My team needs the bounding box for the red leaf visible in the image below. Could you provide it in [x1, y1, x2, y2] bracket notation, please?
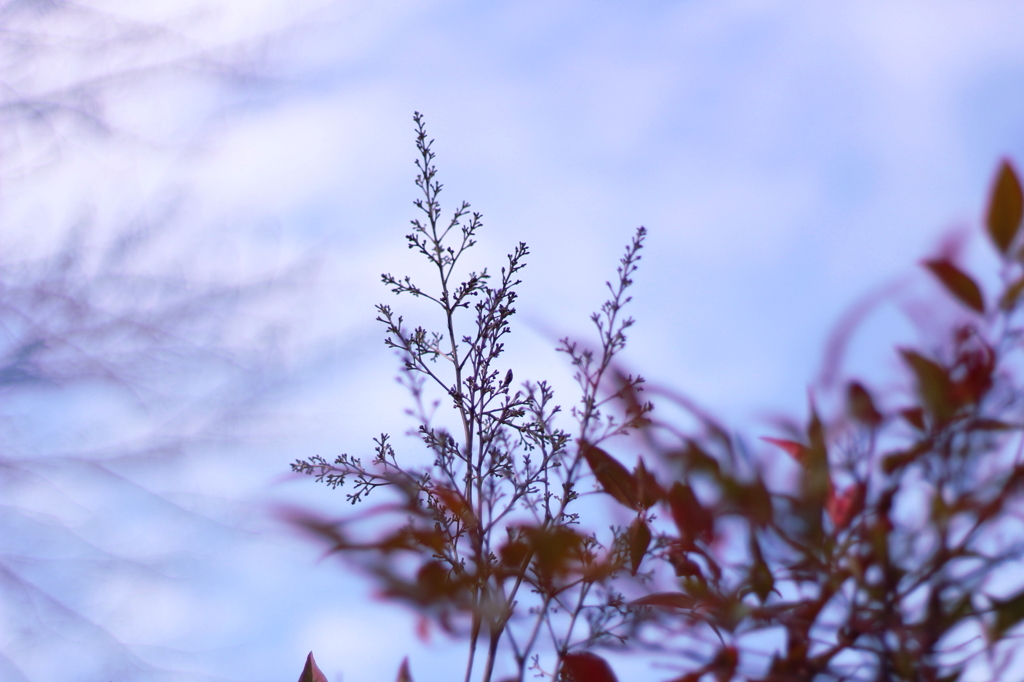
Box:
[923, 259, 985, 313]
[634, 457, 665, 509]
[298, 652, 329, 682]
[667, 549, 703, 578]
[416, 561, 451, 597]
[987, 159, 1023, 256]
[499, 538, 530, 570]
[415, 615, 431, 643]
[846, 381, 882, 427]
[712, 645, 739, 678]
[627, 517, 652, 576]
[522, 525, 585, 577]
[826, 483, 865, 530]
[667, 481, 713, 544]
[431, 485, 477, 527]
[581, 442, 638, 509]
[760, 437, 808, 464]
[396, 657, 413, 682]
[630, 592, 696, 609]
[900, 407, 926, 431]
[560, 652, 619, 682]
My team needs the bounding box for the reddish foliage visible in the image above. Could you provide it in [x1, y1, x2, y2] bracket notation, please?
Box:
[560, 652, 619, 682]
[291, 125, 1024, 682]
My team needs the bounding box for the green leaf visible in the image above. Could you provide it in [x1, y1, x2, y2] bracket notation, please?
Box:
[581, 442, 638, 509]
[881, 441, 930, 474]
[738, 479, 773, 527]
[941, 592, 974, 631]
[987, 159, 1024, 256]
[627, 517, 651, 576]
[923, 259, 985, 313]
[298, 652, 329, 682]
[999, 275, 1024, 310]
[749, 536, 775, 603]
[992, 591, 1024, 639]
[804, 403, 830, 500]
[900, 349, 955, 421]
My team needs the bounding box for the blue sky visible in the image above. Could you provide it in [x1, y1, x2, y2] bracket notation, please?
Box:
[5, 2, 1024, 681]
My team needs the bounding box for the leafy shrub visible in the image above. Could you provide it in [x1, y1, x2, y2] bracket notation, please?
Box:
[291, 115, 1024, 682]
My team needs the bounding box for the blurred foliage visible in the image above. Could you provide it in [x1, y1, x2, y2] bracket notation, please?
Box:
[294, 116, 1024, 682]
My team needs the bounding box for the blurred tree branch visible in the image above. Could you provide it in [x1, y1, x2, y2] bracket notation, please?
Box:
[0, 1, 323, 680]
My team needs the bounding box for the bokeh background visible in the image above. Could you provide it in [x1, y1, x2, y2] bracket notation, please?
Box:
[3, 1, 1024, 681]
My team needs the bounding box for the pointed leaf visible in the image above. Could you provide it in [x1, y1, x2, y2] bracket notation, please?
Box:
[627, 517, 651, 575]
[923, 259, 985, 313]
[987, 159, 1023, 255]
[561, 652, 619, 682]
[802, 402, 831, 507]
[900, 349, 955, 421]
[634, 457, 665, 509]
[749, 536, 775, 603]
[847, 381, 883, 427]
[826, 483, 865, 530]
[668, 481, 712, 544]
[992, 591, 1024, 639]
[733, 478, 773, 527]
[630, 592, 696, 609]
[968, 418, 1015, 431]
[396, 657, 413, 682]
[760, 437, 808, 464]
[1000, 275, 1024, 310]
[298, 652, 329, 682]
[900, 407, 926, 431]
[581, 443, 638, 509]
[678, 440, 722, 476]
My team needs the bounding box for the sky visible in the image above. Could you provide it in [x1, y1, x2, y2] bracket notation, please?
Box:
[4, 1, 1024, 681]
